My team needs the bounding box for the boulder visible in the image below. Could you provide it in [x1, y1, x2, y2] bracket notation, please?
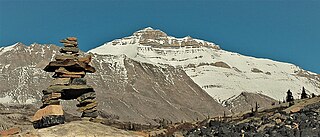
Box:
[41, 99, 60, 108]
[78, 98, 96, 104]
[78, 55, 92, 64]
[0, 127, 21, 136]
[82, 110, 98, 118]
[42, 92, 62, 102]
[64, 43, 77, 47]
[60, 39, 78, 45]
[83, 107, 97, 113]
[77, 92, 96, 101]
[55, 55, 77, 61]
[257, 124, 274, 132]
[77, 100, 97, 108]
[46, 85, 93, 93]
[59, 47, 79, 53]
[33, 115, 65, 129]
[71, 78, 87, 85]
[251, 68, 263, 73]
[275, 119, 282, 125]
[46, 85, 94, 99]
[66, 37, 77, 41]
[44, 59, 96, 73]
[270, 113, 287, 120]
[290, 106, 302, 113]
[43, 87, 88, 98]
[51, 78, 71, 85]
[59, 74, 83, 78]
[55, 67, 86, 75]
[31, 105, 64, 122]
[59, 39, 69, 43]
[77, 102, 98, 112]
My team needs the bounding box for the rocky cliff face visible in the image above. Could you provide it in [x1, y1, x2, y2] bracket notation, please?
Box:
[0, 43, 58, 104]
[107, 27, 220, 50]
[0, 43, 227, 124]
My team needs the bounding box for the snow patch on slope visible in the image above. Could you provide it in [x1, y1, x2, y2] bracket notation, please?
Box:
[90, 43, 139, 58]
[0, 95, 13, 103]
[0, 43, 18, 56]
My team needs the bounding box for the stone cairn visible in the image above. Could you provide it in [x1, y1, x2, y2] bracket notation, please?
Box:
[31, 37, 98, 128]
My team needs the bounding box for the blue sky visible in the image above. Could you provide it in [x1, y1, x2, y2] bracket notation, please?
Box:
[0, 0, 319, 73]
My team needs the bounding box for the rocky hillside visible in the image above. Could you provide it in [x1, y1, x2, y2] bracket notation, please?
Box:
[0, 104, 144, 137]
[1, 96, 319, 137]
[0, 43, 58, 104]
[0, 103, 37, 131]
[185, 96, 320, 137]
[17, 121, 144, 137]
[0, 43, 227, 125]
[134, 96, 319, 136]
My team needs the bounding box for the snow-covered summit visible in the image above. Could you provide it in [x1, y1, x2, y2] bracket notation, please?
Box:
[0, 42, 58, 55]
[89, 28, 320, 103]
[89, 27, 220, 56]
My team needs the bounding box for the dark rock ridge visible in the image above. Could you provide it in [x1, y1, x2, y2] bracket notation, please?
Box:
[112, 27, 220, 49]
[185, 97, 320, 137]
[0, 43, 228, 125]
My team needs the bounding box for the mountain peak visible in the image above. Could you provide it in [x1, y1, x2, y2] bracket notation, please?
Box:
[133, 27, 168, 38]
[0, 42, 24, 56]
[142, 27, 155, 30]
[97, 27, 221, 50]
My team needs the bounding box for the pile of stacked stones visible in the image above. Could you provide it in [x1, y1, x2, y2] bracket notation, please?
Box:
[32, 37, 98, 128]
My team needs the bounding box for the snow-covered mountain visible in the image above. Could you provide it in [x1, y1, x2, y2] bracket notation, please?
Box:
[89, 27, 320, 104]
[0, 42, 227, 124]
[0, 27, 319, 118]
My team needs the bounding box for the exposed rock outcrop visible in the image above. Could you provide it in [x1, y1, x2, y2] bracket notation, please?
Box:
[185, 97, 320, 137]
[18, 121, 144, 137]
[212, 61, 231, 69]
[113, 27, 220, 49]
[251, 68, 263, 73]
